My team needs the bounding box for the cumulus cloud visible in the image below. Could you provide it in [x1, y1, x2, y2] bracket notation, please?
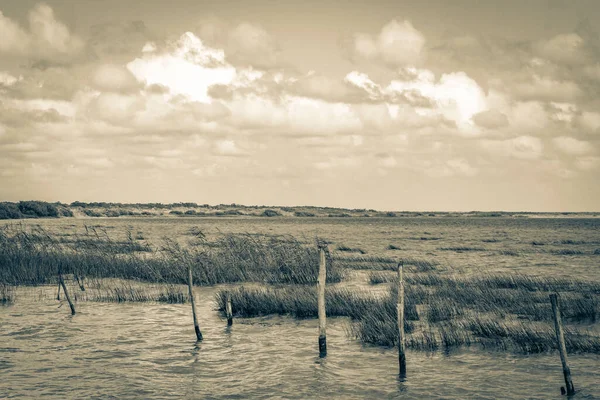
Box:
[552, 136, 594, 155]
[351, 19, 425, 67]
[0, 4, 83, 59]
[127, 32, 236, 103]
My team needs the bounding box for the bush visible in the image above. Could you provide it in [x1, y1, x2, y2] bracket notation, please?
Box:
[0, 201, 63, 219]
[261, 209, 281, 217]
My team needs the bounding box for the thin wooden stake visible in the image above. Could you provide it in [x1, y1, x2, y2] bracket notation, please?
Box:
[226, 292, 233, 326]
[56, 280, 61, 300]
[75, 274, 85, 291]
[397, 262, 406, 377]
[188, 265, 203, 341]
[317, 245, 327, 357]
[59, 273, 76, 315]
[550, 293, 575, 396]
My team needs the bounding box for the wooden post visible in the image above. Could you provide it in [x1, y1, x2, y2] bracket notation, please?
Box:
[56, 280, 61, 300]
[187, 265, 203, 341]
[226, 292, 233, 326]
[75, 274, 85, 291]
[317, 245, 327, 357]
[59, 273, 76, 315]
[550, 293, 575, 396]
[397, 262, 406, 377]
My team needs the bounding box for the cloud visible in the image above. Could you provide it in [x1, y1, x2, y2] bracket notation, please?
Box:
[0, 4, 83, 59]
[0, 71, 22, 86]
[88, 20, 154, 62]
[552, 136, 594, 155]
[481, 136, 544, 160]
[472, 109, 509, 129]
[514, 75, 582, 102]
[574, 156, 600, 171]
[576, 111, 600, 133]
[127, 32, 236, 102]
[425, 158, 478, 177]
[227, 23, 280, 68]
[92, 64, 141, 93]
[351, 19, 425, 67]
[535, 33, 590, 65]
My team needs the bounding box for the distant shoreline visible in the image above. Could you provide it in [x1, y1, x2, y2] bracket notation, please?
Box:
[1, 200, 599, 220]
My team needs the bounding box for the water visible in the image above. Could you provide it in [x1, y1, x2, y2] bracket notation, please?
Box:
[1, 285, 599, 399]
[1, 217, 600, 398]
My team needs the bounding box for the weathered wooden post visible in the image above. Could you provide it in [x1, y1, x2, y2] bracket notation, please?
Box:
[550, 293, 575, 396]
[397, 262, 406, 377]
[59, 273, 76, 315]
[317, 244, 327, 357]
[56, 280, 61, 300]
[75, 274, 85, 291]
[187, 265, 203, 341]
[226, 292, 233, 326]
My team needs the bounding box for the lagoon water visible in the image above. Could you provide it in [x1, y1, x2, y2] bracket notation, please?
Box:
[1, 216, 600, 398]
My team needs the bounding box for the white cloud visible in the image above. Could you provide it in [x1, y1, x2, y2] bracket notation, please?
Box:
[127, 32, 236, 102]
[352, 19, 425, 67]
[552, 136, 594, 156]
[386, 69, 487, 132]
[0, 71, 22, 86]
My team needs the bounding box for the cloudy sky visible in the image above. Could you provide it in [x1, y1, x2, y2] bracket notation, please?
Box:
[0, 0, 599, 211]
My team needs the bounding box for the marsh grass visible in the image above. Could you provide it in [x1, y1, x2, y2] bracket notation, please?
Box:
[222, 272, 600, 354]
[336, 245, 367, 254]
[551, 249, 585, 255]
[0, 225, 342, 286]
[79, 281, 188, 304]
[438, 246, 487, 252]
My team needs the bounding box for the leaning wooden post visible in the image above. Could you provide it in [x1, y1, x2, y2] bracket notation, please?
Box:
[550, 293, 575, 396]
[397, 262, 406, 377]
[187, 265, 203, 341]
[226, 292, 233, 326]
[58, 273, 76, 315]
[56, 280, 61, 300]
[317, 244, 327, 357]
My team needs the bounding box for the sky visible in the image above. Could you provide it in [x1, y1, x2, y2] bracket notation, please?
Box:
[0, 0, 599, 211]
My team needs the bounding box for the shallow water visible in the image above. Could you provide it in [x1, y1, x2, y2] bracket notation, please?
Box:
[1, 285, 599, 399]
[2, 216, 600, 398]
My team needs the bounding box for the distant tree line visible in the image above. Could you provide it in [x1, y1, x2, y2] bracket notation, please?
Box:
[0, 201, 73, 220]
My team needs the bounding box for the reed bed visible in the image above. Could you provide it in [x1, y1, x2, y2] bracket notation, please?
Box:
[216, 273, 600, 354]
[79, 282, 188, 304]
[0, 225, 342, 286]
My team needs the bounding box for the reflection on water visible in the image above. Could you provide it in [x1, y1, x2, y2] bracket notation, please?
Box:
[1, 285, 599, 399]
